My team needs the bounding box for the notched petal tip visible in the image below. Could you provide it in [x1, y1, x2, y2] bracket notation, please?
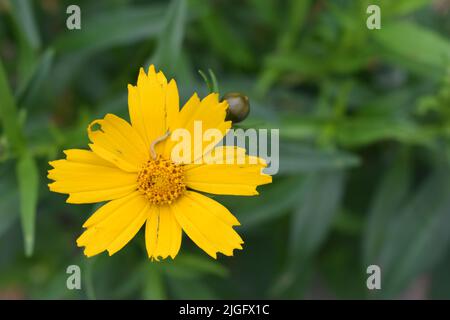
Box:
[84, 249, 96, 258]
[230, 243, 244, 255]
[261, 173, 273, 184]
[149, 255, 161, 262]
[219, 100, 229, 110]
[48, 160, 58, 168]
[86, 119, 105, 142]
[205, 91, 219, 100]
[257, 157, 268, 167]
[76, 238, 85, 248]
[66, 195, 86, 204]
[215, 245, 243, 258]
[209, 252, 218, 259]
[47, 169, 54, 179]
[148, 64, 156, 74]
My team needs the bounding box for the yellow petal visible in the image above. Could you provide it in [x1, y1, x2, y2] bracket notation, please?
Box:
[145, 205, 182, 260]
[87, 113, 149, 172]
[163, 92, 231, 162]
[77, 192, 148, 257]
[128, 65, 179, 148]
[183, 146, 247, 171]
[172, 191, 243, 259]
[182, 191, 240, 226]
[82, 192, 134, 228]
[65, 186, 137, 204]
[63, 149, 116, 167]
[48, 150, 138, 204]
[184, 148, 272, 195]
[156, 70, 168, 86]
[165, 79, 179, 134]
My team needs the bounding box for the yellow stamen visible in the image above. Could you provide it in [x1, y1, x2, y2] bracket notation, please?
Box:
[137, 156, 186, 205]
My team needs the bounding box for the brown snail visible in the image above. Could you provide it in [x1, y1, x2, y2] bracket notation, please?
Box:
[223, 92, 250, 123]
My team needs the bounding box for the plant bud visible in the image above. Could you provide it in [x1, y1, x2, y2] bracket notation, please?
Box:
[223, 92, 250, 123]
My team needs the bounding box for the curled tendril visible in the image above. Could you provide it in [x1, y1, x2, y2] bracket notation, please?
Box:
[150, 130, 171, 160]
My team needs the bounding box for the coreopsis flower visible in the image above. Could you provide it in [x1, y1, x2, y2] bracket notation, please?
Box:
[48, 65, 271, 260]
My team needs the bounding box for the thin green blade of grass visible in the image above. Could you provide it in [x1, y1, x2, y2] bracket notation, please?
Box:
[0, 60, 38, 257]
[148, 0, 187, 76]
[9, 0, 41, 50]
[16, 153, 39, 257]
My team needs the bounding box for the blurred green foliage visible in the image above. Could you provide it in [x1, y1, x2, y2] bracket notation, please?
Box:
[0, 0, 450, 299]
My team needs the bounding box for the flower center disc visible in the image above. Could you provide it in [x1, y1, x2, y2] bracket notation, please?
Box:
[137, 157, 186, 205]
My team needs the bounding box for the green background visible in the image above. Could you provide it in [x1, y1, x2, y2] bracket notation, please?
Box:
[1, 0, 450, 299]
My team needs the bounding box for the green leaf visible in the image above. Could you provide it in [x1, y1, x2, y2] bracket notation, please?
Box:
[0, 60, 26, 155]
[430, 251, 450, 299]
[16, 153, 39, 257]
[279, 143, 360, 174]
[54, 5, 166, 55]
[280, 114, 428, 147]
[319, 237, 367, 299]
[142, 264, 166, 299]
[221, 176, 304, 229]
[149, 0, 187, 76]
[51, 5, 166, 94]
[9, 0, 40, 83]
[164, 253, 228, 279]
[0, 163, 19, 238]
[373, 22, 450, 76]
[336, 116, 426, 147]
[198, 1, 254, 69]
[289, 171, 345, 260]
[9, 0, 41, 50]
[208, 69, 219, 94]
[168, 277, 217, 299]
[0, 60, 38, 257]
[256, 0, 312, 96]
[198, 69, 220, 94]
[84, 258, 97, 300]
[376, 167, 450, 298]
[274, 171, 345, 295]
[263, 51, 369, 79]
[363, 150, 411, 265]
[375, 0, 431, 17]
[16, 49, 54, 109]
[279, 116, 323, 140]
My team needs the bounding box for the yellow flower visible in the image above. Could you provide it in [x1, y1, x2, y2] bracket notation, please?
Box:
[48, 65, 272, 260]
